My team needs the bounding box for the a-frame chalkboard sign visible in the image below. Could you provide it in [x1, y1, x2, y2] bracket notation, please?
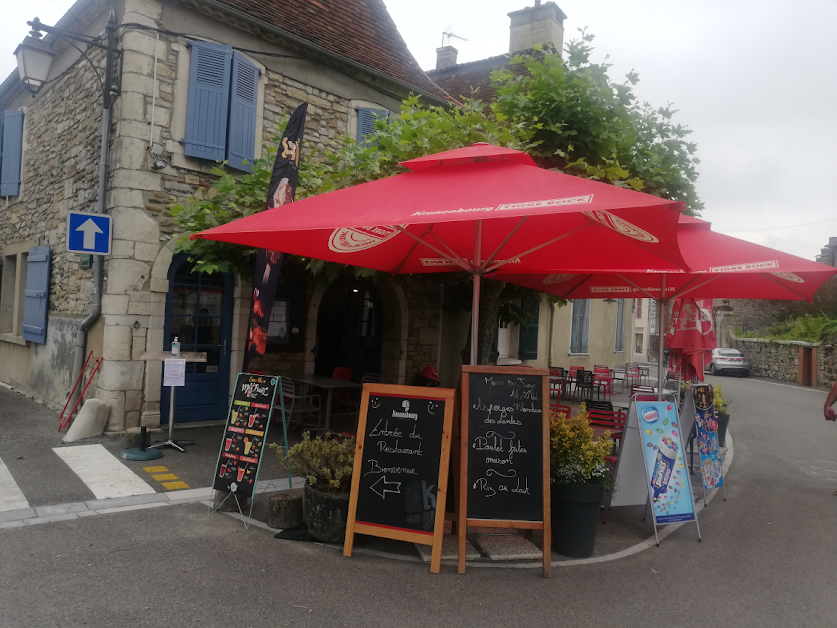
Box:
[344, 384, 456, 574]
[458, 366, 551, 578]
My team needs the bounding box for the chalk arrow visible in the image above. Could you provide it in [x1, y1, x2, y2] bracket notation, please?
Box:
[369, 475, 401, 498]
[76, 218, 103, 250]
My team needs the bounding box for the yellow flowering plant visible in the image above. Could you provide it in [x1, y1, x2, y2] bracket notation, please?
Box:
[714, 383, 730, 416]
[270, 432, 355, 494]
[550, 403, 613, 487]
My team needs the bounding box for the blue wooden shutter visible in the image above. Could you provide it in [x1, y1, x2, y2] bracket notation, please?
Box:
[184, 41, 232, 162]
[518, 298, 540, 360]
[226, 52, 259, 172]
[0, 110, 24, 196]
[356, 107, 388, 145]
[22, 246, 51, 344]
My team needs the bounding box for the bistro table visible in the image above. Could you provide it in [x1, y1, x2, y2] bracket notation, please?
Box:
[282, 372, 361, 433]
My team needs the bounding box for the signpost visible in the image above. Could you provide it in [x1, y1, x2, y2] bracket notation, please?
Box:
[457, 366, 551, 578]
[344, 384, 455, 574]
[210, 373, 279, 527]
[66, 211, 112, 255]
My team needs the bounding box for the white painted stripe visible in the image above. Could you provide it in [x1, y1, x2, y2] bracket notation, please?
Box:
[53, 445, 156, 500]
[0, 456, 29, 512]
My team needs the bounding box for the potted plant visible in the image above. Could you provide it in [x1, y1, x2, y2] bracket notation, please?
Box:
[714, 384, 731, 447]
[271, 432, 355, 543]
[549, 404, 613, 558]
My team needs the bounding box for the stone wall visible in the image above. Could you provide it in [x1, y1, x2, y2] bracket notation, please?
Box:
[402, 277, 443, 383]
[727, 299, 788, 334]
[731, 337, 802, 382]
[820, 334, 836, 385]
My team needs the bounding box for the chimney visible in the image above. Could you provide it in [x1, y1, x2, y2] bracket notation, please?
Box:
[435, 45, 458, 70]
[508, 2, 567, 54]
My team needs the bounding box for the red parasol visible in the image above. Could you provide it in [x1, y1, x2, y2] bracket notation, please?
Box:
[192, 144, 689, 363]
[665, 298, 717, 382]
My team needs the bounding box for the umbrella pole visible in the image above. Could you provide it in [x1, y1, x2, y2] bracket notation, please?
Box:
[470, 221, 483, 366]
[657, 276, 667, 401]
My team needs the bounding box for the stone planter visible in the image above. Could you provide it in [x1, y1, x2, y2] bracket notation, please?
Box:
[551, 482, 604, 558]
[716, 412, 730, 448]
[304, 482, 349, 543]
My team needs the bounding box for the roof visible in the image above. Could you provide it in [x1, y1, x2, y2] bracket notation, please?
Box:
[426, 53, 522, 103]
[206, 0, 454, 103]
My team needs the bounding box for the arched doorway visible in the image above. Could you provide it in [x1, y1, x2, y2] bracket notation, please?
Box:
[315, 279, 382, 381]
[161, 253, 234, 422]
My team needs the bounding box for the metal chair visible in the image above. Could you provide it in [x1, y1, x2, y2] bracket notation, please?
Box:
[573, 370, 596, 402]
[278, 377, 322, 431]
[548, 367, 565, 401]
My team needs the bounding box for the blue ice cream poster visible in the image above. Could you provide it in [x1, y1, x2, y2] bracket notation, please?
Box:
[637, 402, 696, 524]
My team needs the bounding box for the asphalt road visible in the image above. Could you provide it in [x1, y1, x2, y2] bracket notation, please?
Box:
[1, 375, 836, 627]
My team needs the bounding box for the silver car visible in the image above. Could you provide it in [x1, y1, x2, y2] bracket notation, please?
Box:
[707, 348, 750, 377]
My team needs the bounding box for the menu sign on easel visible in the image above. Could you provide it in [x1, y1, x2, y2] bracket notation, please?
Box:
[458, 366, 551, 578]
[344, 384, 455, 574]
[212, 373, 278, 499]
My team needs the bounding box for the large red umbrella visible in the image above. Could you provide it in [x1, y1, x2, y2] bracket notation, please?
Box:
[665, 298, 717, 382]
[192, 144, 689, 363]
[492, 214, 837, 388]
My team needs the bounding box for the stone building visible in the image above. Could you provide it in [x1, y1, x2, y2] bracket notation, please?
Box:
[0, 0, 454, 430]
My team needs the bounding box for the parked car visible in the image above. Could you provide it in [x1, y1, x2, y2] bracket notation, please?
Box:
[706, 348, 750, 377]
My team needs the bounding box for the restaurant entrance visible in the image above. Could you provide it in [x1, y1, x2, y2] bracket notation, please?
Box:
[315, 279, 382, 382]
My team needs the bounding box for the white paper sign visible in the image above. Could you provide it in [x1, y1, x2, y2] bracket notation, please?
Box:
[164, 359, 186, 387]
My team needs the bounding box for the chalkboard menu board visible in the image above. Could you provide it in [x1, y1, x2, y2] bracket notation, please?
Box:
[458, 366, 551, 578]
[344, 384, 455, 575]
[212, 373, 278, 499]
[466, 371, 545, 521]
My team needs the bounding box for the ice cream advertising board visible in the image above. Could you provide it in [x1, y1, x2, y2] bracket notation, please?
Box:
[212, 373, 278, 499]
[688, 386, 724, 491]
[344, 384, 455, 574]
[637, 401, 696, 524]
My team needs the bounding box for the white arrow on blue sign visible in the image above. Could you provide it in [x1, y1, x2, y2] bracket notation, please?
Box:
[66, 211, 112, 256]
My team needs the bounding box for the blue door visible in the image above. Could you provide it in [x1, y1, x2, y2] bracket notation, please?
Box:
[161, 254, 234, 422]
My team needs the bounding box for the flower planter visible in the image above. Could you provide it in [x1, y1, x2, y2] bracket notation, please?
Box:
[551, 482, 604, 558]
[304, 482, 349, 543]
[716, 412, 730, 448]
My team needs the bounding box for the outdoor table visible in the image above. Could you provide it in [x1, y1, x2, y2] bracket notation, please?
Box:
[282, 372, 361, 433]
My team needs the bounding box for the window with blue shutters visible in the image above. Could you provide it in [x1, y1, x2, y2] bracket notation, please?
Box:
[518, 297, 540, 360]
[183, 42, 260, 172]
[0, 110, 24, 197]
[22, 246, 51, 344]
[570, 299, 591, 354]
[614, 298, 625, 352]
[356, 107, 391, 146]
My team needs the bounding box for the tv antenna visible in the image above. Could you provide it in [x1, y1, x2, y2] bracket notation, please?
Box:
[441, 25, 469, 47]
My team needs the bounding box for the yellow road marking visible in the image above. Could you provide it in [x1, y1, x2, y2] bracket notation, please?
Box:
[143, 466, 168, 473]
[151, 473, 178, 481]
[161, 481, 190, 490]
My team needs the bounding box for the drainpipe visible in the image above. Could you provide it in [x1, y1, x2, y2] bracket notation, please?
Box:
[68, 9, 117, 410]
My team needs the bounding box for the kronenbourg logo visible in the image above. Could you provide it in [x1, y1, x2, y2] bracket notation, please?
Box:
[709, 260, 778, 273]
[582, 210, 659, 243]
[543, 274, 576, 285]
[771, 271, 805, 283]
[328, 225, 403, 253]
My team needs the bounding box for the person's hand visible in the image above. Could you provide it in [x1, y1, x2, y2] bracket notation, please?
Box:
[825, 407, 837, 421]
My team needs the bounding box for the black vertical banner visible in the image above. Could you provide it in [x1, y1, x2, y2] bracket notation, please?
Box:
[243, 103, 308, 372]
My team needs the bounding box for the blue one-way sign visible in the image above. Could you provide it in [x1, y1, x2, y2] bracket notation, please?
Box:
[66, 211, 112, 256]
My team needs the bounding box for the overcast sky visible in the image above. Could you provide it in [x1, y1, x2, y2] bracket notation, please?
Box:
[2, 1, 835, 260]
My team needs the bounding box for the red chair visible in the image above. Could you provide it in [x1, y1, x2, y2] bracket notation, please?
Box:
[548, 367, 564, 401]
[593, 366, 614, 401]
[550, 403, 572, 420]
[624, 363, 643, 392]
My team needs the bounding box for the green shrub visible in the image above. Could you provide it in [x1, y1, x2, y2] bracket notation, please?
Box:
[270, 432, 355, 494]
[549, 403, 613, 487]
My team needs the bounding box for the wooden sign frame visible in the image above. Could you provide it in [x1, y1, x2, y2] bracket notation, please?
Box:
[344, 384, 456, 574]
[458, 366, 551, 578]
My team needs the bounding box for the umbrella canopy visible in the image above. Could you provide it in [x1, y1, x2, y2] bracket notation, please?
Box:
[665, 298, 717, 382]
[192, 144, 690, 364]
[491, 215, 837, 302]
[192, 144, 688, 275]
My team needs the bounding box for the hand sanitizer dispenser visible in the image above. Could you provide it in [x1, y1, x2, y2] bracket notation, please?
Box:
[171, 336, 180, 356]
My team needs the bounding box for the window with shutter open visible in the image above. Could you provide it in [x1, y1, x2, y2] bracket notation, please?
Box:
[570, 299, 590, 354]
[226, 52, 259, 172]
[518, 298, 540, 360]
[0, 110, 24, 197]
[615, 298, 625, 352]
[184, 41, 233, 163]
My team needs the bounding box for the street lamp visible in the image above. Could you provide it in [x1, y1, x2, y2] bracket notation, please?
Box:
[15, 10, 121, 413]
[14, 36, 56, 95]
